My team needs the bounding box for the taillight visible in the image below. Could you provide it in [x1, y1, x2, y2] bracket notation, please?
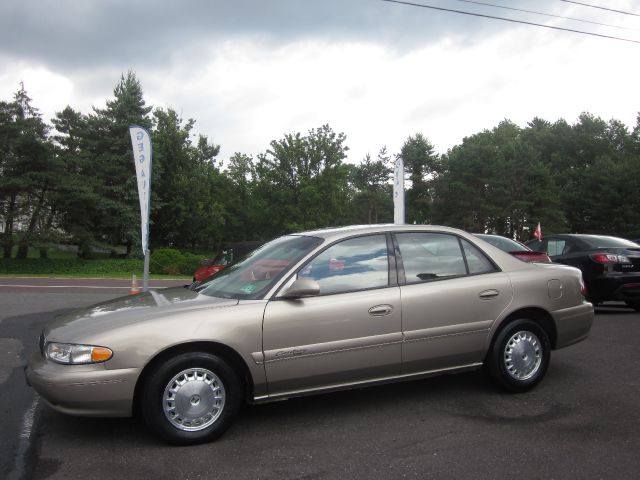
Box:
[579, 278, 587, 298]
[590, 253, 631, 264]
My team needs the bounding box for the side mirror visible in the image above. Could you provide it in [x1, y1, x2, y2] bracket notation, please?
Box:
[282, 278, 320, 298]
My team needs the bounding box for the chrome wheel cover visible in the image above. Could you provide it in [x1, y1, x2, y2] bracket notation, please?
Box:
[163, 368, 226, 431]
[503, 330, 542, 381]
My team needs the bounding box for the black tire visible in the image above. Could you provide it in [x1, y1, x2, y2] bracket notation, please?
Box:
[140, 352, 243, 445]
[486, 319, 551, 393]
[625, 301, 640, 312]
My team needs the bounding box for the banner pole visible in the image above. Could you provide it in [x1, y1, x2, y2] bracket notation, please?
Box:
[393, 157, 405, 225]
[143, 249, 150, 292]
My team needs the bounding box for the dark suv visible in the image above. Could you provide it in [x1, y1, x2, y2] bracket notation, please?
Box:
[527, 234, 640, 310]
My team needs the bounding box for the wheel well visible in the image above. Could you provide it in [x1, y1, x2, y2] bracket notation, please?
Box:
[496, 307, 558, 349]
[132, 341, 254, 417]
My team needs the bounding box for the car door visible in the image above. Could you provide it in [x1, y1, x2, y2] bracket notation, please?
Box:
[395, 232, 513, 373]
[262, 234, 402, 396]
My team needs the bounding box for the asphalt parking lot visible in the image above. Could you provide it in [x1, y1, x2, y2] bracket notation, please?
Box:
[2, 280, 639, 480]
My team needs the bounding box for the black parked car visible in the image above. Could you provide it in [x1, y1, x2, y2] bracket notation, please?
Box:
[527, 234, 640, 310]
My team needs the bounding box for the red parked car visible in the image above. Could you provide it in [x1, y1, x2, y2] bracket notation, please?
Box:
[474, 234, 552, 263]
[192, 241, 265, 285]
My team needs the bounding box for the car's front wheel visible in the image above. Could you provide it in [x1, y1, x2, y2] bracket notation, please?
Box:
[486, 319, 551, 393]
[140, 352, 243, 445]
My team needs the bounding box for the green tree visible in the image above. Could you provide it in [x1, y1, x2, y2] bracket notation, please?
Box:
[571, 154, 640, 236]
[151, 107, 223, 249]
[351, 147, 393, 224]
[254, 124, 351, 236]
[151, 108, 197, 248]
[83, 71, 152, 256]
[50, 106, 103, 258]
[400, 133, 439, 224]
[0, 97, 21, 257]
[0, 84, 54, 258]
[432, 121, 563, 240]
[630, 113, 640, 154]
[222, 152, 263, 242]
[561, 114, 640, 235]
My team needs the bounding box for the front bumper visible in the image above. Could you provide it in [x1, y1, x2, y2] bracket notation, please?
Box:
[25, 352, 139, 417]
[551, 301, 594, 349]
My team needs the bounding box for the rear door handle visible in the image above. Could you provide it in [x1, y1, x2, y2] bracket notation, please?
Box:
[368, 304, 394, 316]
[479, 289, 499, 300]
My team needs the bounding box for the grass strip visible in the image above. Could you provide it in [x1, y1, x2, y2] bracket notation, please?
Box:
[0, 258, 189, 279]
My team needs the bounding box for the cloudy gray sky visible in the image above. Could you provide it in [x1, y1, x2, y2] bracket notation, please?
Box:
[2, 0, 639, 164]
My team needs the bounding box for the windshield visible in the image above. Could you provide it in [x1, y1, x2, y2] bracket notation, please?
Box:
[475, 234, 529, 252]
[198, 235, 323, 299]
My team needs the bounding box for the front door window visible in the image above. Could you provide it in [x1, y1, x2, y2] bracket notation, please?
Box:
[298, 235, 389, 295]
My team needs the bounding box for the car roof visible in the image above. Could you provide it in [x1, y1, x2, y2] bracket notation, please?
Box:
[534, 234, 640, 249]
[289, 224, 534, 271]
[544, 234, 621, 239]
[293, 224, 471, 242]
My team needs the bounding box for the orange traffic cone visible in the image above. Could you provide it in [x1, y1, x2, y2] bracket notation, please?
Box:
[130, 274, 140, 295]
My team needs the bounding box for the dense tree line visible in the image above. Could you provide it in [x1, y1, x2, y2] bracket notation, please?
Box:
[1, 72, 639, 258]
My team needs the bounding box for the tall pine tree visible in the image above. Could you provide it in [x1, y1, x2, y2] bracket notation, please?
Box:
[84, 71, 152, 256]
[0, 83, 53, 258]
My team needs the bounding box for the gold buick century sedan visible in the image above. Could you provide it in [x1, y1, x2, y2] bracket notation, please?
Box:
[26, 225, 594, 445]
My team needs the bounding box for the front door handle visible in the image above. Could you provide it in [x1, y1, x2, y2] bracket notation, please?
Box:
[479, 289, 499, 300]
[368, 304, 394, 316]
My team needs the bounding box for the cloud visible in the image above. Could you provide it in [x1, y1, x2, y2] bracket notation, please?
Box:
[0, 0, 534, 70]
[1, 0, 639, 167]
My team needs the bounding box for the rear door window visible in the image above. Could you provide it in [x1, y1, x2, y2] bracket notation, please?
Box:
[396, 233, 467, 283]
[461, 239, 497, 274]
[547, 239, 566, 257]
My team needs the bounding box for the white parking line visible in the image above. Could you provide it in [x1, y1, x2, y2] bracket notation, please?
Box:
[7, 396, 39, 480]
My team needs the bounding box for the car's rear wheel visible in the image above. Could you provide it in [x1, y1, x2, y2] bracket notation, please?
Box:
[486, 319, 551, 393]
[141, 352, 243, 445]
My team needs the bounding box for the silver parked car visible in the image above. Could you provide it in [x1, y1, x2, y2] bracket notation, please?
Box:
[26, 225, 594, 445]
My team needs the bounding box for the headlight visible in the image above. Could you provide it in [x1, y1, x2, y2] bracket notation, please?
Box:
[45, 342, 113, 365]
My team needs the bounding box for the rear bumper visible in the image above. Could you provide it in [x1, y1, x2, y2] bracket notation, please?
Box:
[588, 274, 640, 303]
[25, 352, 138, 417]
[551, 302, 594, 349]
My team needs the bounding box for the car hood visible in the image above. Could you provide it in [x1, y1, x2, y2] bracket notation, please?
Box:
[44, 286, 239, 342]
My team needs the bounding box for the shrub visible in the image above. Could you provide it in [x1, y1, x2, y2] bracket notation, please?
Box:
[151, 248, 204, 275]
[0, 258, 143, 276]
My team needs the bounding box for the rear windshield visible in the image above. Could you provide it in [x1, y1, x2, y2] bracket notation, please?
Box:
[582, 236, 640, 248]
[475, 234, 529, 252]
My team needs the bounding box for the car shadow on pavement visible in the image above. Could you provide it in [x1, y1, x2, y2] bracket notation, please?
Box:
[34, 369, 493, 446]
[594, 303, 637, 315]
[30, 352, 632, 480]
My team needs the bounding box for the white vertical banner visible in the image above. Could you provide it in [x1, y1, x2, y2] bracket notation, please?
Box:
[393, 157, 405, 224]
[129, 125, 152, 255]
